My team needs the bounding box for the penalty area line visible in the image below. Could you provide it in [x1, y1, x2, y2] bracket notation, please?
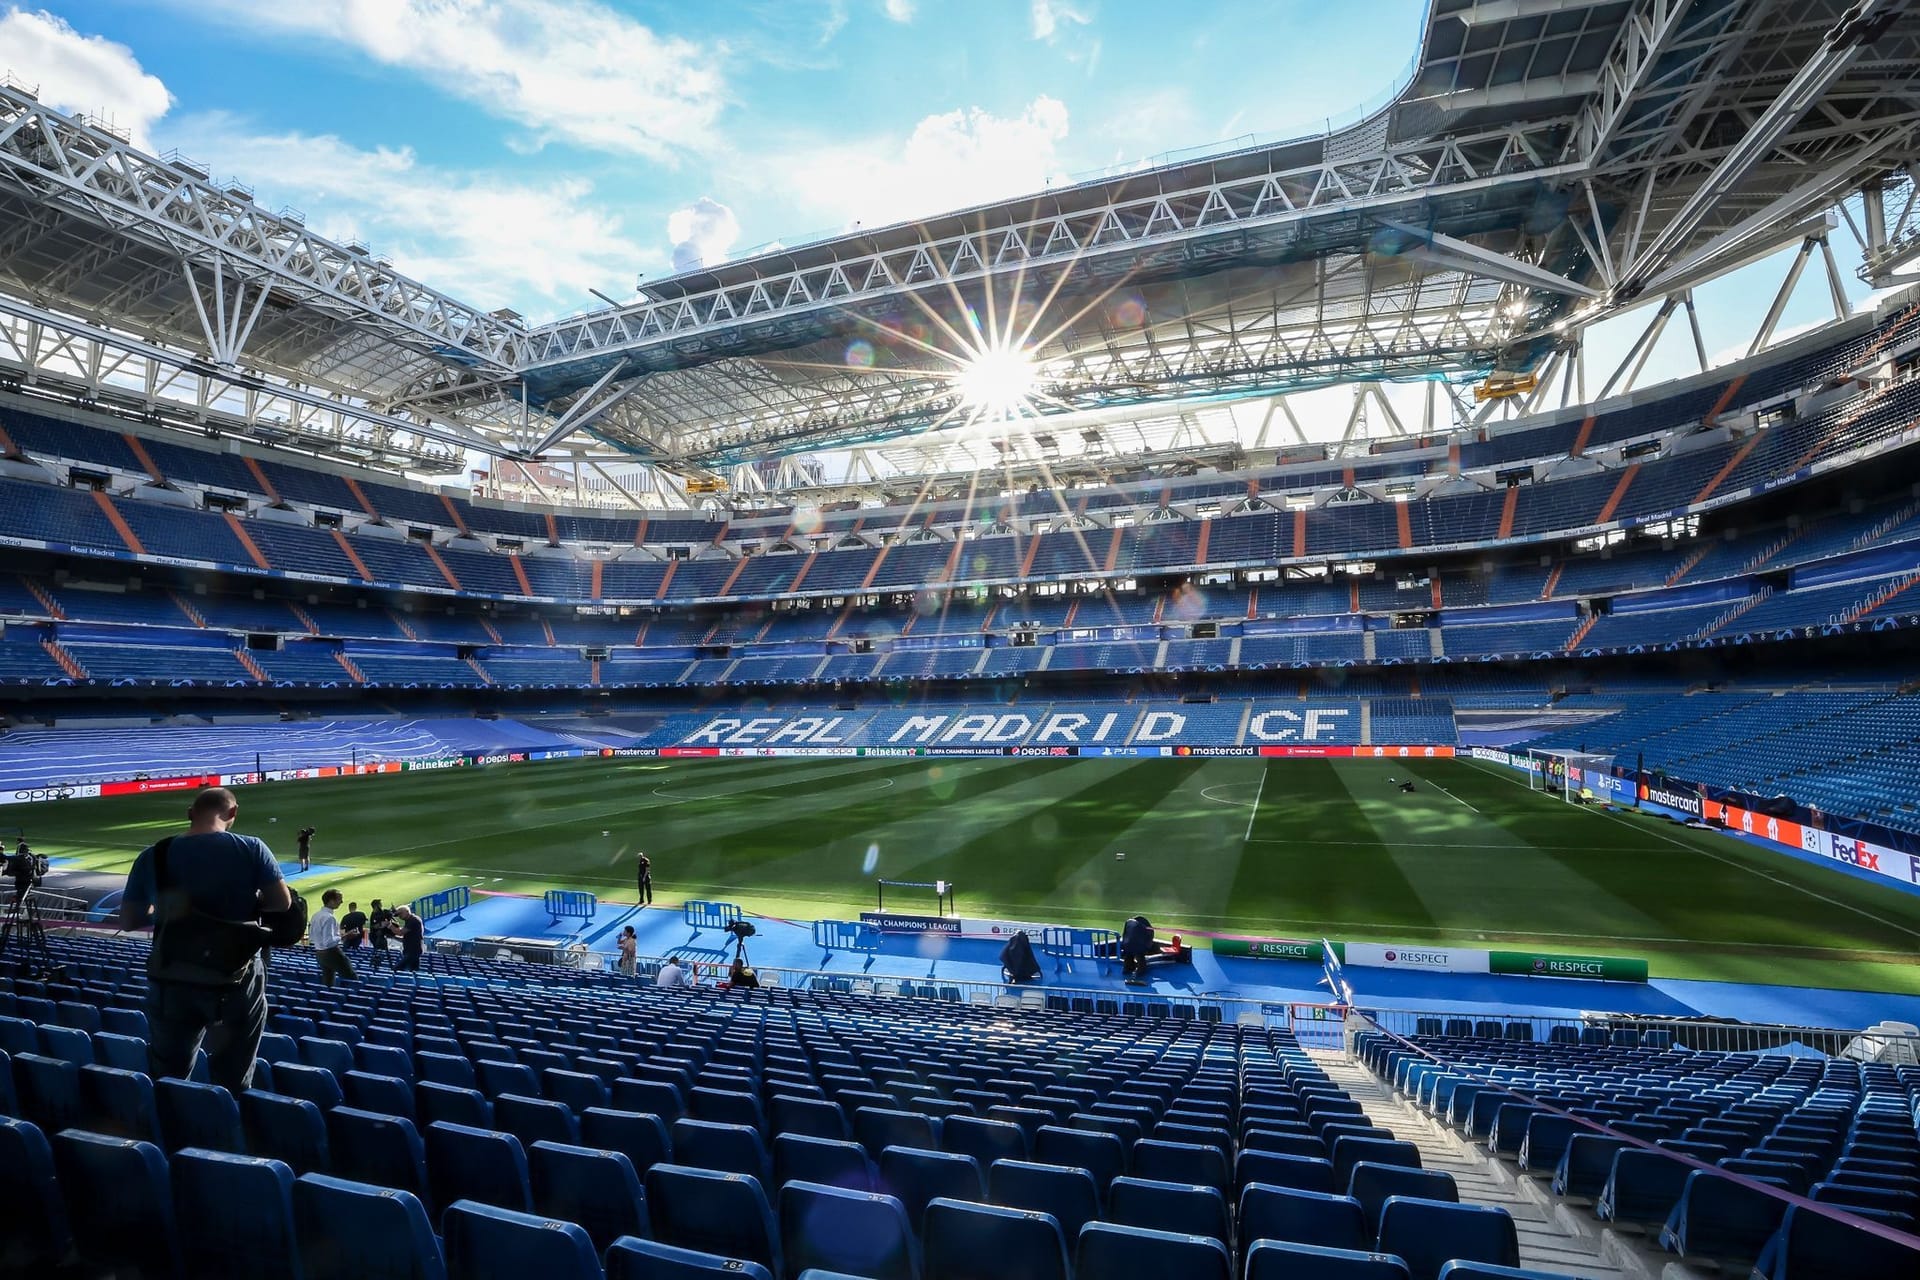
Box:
[1427, 779, 1481, 814]
[1243, 763, 1269, 843]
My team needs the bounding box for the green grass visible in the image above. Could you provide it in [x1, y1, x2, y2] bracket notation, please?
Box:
[23, 754, 1920, 993]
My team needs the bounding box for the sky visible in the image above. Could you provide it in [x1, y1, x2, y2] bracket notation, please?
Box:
[0, 0, 1898, 454]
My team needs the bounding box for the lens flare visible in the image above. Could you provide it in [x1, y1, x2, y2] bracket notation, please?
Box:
[844, 339, 875, 369]
[955, 344, 1038, 418]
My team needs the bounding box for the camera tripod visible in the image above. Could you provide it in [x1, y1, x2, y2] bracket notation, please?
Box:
[0, 889, 59, 978]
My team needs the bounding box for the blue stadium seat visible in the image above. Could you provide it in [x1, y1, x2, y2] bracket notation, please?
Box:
[774, 1095, 851, 1140]
[39, 1023, 95, 1068]
[419, 1052, 479, 1090]
[878, 1146, 985, 1230]
[419, 1081, 495, 1130]
[1659, 1170, 1790, 1261]
[93, 1031, 151, 1073]
[426, 1121, 534, 1217]
[477, 1060, 542, 1100]
[1107, 1175, 1230, 1244]
[301, 1037, 358, 1080]
[943, 1115, 1029, 1166]
[1332, 1136, 1421, 1190]
[1553, 1135, 1627, 1199]
[1131, 1138, 1230, 1195]
[1597, 1149, 1692, 1227]
[244, 1090, 332, 1174]
[1435, 1263, 1588, 1279]
[13, 1052, 83, 1132]
[1376, 1196, 1519, 1280]
[1517, 1116, 1578, 1175]
[52, 1128, 181, 1277]
[295, 1172, 447, 1280]
[614, 1078, 687, 1124]
[0, 1117, 71, 1273]
[544, 1069, 612, 1115]
[602, 1237, 773, 1280]
[442, 1199, 603, 1280]
[988, 1158, 1103, 1242]
[170, 1148, 302, 1280]
[583, 1107, 674, 1177]
[857, 1106, 939, 1156]
[775, 1132, 877, 1192]
[79, 1063, 161, 1142]
[779, 1180, 920, 1280]
[357, 1042, 415, 1081]
[1752, 1203, 1920, 1280]
[673, 1117, 772, 1187]
[1076, 1221, 1232, 1280]
[529, 1139, 650, 1253]
[497, 1092, 582, 1148]
[328, 1106, 431, 1204]
[692, 1086, 767, 1133]
[346, 1070, 419, 1121]
[0, 1015, 36, 1056]
[1244, 1240, 1411, 1280]
[1238, 1150, 1338, 1193]
[645, 1164, 782, 1277]
[1348, 1163, 1459, 1233]
[1033, 1124, 1127, 1187]
[156, 1078, 246, 1154]
[1239, 1183, 1369, 1253]
[275, 1061, 348, 1111]
[923, 1196, 1071, 1280]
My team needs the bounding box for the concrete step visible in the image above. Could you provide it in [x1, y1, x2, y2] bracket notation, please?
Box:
[1314, 1051, 1672, 1280]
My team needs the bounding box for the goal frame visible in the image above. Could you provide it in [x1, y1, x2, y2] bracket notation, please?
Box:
[1526, 749, 1615, 804]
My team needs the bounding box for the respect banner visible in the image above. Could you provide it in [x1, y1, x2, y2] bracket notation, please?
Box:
[1343, 942, 1490, 973]
[1488, 950, 1649, 982]
[1214, 937, 1332, 961]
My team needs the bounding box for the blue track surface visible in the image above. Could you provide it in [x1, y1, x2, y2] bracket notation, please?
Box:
[413, 892, 1920, 1029]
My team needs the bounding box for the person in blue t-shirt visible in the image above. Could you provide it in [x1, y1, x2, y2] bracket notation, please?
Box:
[120, 786, 291, 1092]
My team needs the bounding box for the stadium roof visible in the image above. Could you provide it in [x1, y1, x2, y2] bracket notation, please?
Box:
[1, 0, 1918, 500]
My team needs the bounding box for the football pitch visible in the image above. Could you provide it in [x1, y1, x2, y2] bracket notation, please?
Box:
[23, 754, 1920, 994]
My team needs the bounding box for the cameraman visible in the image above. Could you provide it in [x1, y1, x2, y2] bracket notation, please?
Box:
[8, 839, 38, 905]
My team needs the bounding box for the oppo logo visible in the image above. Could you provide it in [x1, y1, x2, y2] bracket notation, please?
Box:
[11, 786, 74, 802]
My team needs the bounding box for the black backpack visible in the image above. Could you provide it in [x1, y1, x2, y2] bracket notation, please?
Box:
[146, 837, 304, 986]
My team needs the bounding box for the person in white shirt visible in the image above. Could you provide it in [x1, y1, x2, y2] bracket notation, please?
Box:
[655, 955, 690, 988]
[310, 889, 354, 987]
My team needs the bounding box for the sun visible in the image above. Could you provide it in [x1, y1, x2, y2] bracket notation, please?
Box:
[954, 343, 1039, 418]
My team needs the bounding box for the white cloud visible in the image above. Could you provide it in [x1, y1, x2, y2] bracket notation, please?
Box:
[1030, 0, 1092, 42]
[883, 0, 915, 21]
[168, 115, 653, 315]
[776, 96, 1071, 231]
[669, 196, 741, 272]
[187, 0, 725, 160]
[0, 8, 172, 147]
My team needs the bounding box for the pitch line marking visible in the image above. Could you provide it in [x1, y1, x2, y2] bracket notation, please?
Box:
[1243, 763, 1269, 843]
[1426, 780, 1481, 814]
[1461, 759, 1920, 942]
[1199, 783, 1261, 809]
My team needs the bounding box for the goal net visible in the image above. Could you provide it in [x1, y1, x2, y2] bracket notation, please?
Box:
[1526, 749, 1616, 804]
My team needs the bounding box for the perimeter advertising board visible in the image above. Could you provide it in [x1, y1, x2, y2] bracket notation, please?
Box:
[1487, 950, 1649, 982]
[1213, 937, 1332, 961]
[1343, 942, 1490, 973]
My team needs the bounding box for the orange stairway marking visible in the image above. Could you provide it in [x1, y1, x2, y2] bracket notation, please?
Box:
[422, 542, 462, 591]
[590, 559, 604, 601]
[243, 457, 280, 503]
[788, 552, 818, 593]
[1102, 527, 1124, 573]
[234, 650, 269, 681]
[545, 513, 560, 545]
[860, 542, 892, 590]
[1195, 517, 1212, 565]
[330, 529, 373, 581]
[1540, 563, 1565, 599]
[540, 618, 556, 646]
[1246, 587, 1258, 620]
[717, 555, 751, 598]
[341, 477, 379, 518]
[1292, 510, 1306, 558]
[634, 517, 649, 546]
[1568, 414, 1597, 457]
[1693, 432, 1765, 506]
[656, 559, 678, 599]
[1703, 374, 1747, 425]
[387, 610, 418, 640]
[0, 420, 17, 457]
[333, 652, 366, 684]
[1431, 578, 1443, 609]
[1595, 463, 1640, 524]
[42, 639, 86, 679]
[508, 554, 535, 596]
[224, 514, 270, 570]
[1394, 502, 1412, 550]
[1017, 532, 1043, 578]
[91, 491, 146, 555]
[122, 434, 163, 483]
[480, 618, 504, 644]
[1497, 485, 1520, 540]
[440, 494, 471, 536]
